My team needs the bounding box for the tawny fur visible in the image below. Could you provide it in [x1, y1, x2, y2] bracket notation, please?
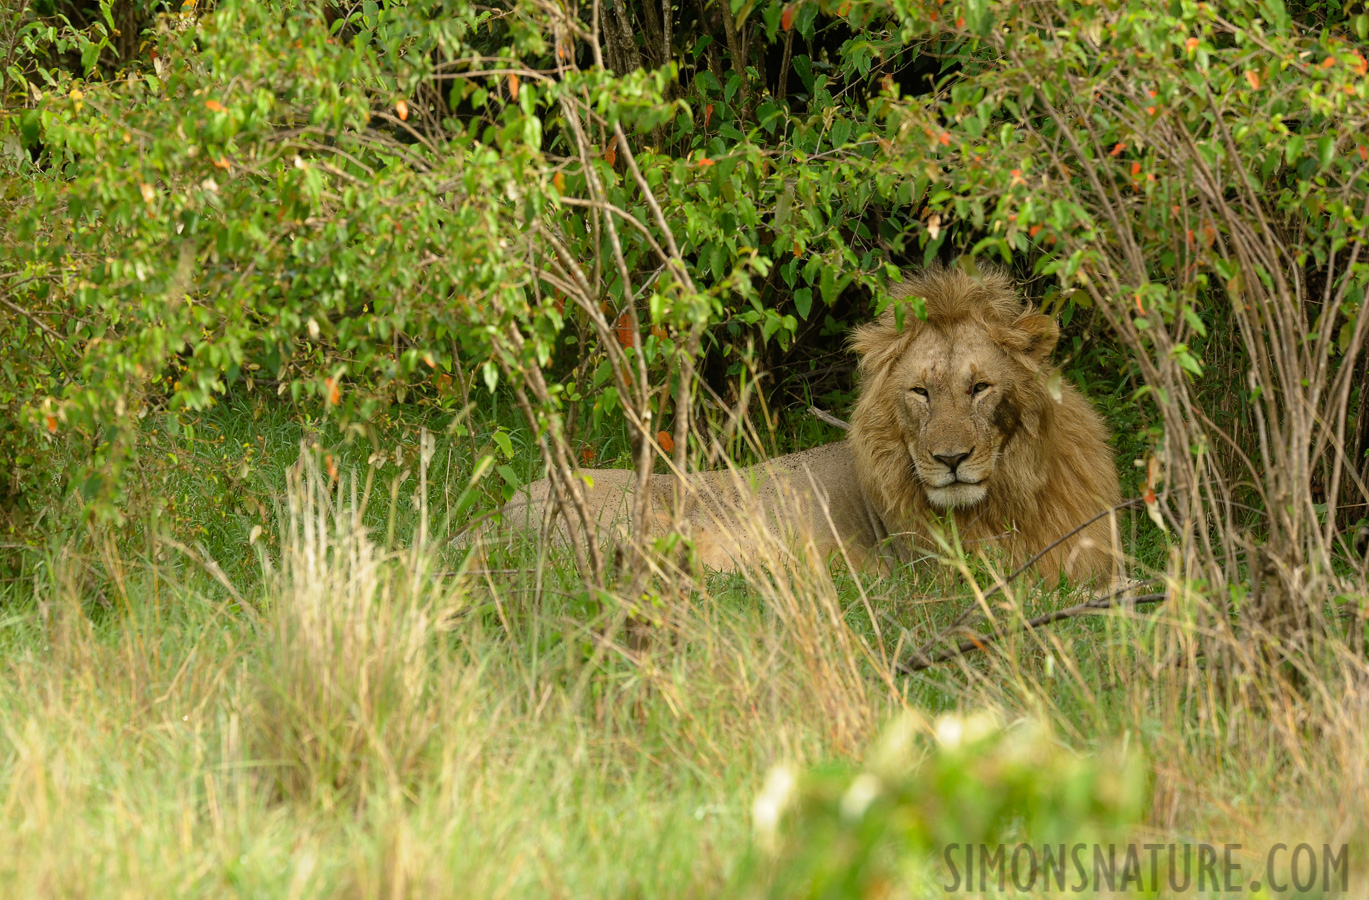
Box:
[847, 265, 1121, 583]
[492, 265, 1121, 584]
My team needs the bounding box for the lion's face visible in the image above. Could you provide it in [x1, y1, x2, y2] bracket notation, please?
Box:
[884, 323, 1030, 509]
[849, 265, 1121, 583]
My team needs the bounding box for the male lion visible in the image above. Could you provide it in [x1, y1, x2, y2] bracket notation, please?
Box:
[495, 265, 1121, 583]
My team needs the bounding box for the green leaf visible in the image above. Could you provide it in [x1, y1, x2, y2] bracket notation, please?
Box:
[819, 265, 838, 306]
[492, 430, 514, 459]
[792, 55, 813, 93]
[794, 288, 813, 320]
[1317, 135, 1335, 171]
[710, 243, 727, 281]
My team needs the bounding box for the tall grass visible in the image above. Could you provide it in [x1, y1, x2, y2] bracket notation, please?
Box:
[252, 457, 460, 804]
[0, 437, 1366, 896]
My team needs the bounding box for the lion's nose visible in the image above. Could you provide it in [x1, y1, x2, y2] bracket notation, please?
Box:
[933, 450, 972, 473]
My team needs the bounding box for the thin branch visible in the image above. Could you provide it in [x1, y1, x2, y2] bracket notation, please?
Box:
[898, 591, 1168, 674]
[903, 498, 1146, 667]
[0, 294, 64, 342]
[808, 406, 850, 431]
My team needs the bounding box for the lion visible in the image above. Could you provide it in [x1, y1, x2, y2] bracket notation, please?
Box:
[492, 265, 1122, 584]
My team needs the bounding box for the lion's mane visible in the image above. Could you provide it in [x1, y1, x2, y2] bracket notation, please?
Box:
[847, 265, 1121, 582]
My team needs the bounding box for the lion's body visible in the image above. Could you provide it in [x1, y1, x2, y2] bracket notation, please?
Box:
[496, 266, 1122, 583]
[499, 442, 890, 570]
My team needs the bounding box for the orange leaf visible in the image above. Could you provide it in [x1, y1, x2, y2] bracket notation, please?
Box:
[615, 310, 634, 347]
[204, 99, 224, 111]
[1244, 70, 1260, 90]
[1321, 56, 1336, 69]
[553, 170, 565, 192]
[1146, 454, 1162, 490]
[605, 138, 617, 167]
[651, 323, 666, 339]
[1110, 142, 1125, 156]
[1352, 52, 1368, 76]
[1130, 162, 1142, 176]
[781, 4, 794, 31]
[45, 415, 57, 433]
[793, 239, 802, 257]
[581, 446, 595, 466]
[837, 1, 850, 14]
[955, 16, 964, 28]
[704, 103, 714, 127]
[326, 377, 340, 405]
[1028, 224, 1042, 238]
[656, 430, 675, 453]
[396, 99, 409, 121]
[697, 157, 714, 166]
[938, 132, 950, 145]
[1185, 37, 1199, 52]
[325, 454, 338, 481]
[213, 157, 230, 170]
[508, 73, 520, 99]
[1135, 293, 1145, 313]
[1359, 146, 1368, 162]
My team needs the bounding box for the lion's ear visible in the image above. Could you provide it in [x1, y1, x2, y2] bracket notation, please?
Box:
[1002, 313, 1059, 366]
[850, 315, 914, 375]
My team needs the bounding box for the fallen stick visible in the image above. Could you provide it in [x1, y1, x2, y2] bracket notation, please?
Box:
[903, 497, 1148, 667]
[897, 590, 1168, 674]
[809, 406, 850, 431]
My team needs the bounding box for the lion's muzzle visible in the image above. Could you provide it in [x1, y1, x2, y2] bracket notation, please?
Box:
[914, 444, 991, 509]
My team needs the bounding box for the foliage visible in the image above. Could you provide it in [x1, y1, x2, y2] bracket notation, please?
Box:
[0, 0, 916, 535]
[742, 712, 1145, 897]
[870, 0, 1369, 650]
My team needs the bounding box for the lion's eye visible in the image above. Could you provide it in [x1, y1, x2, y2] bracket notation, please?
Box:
[910, 386, 929, 399]
[972, 382, 991, 396]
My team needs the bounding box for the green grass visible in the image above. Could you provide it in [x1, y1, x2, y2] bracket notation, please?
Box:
[1, 397, 1366, 898]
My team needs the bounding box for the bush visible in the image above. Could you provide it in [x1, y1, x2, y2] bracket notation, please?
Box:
[3, 0, 1367, 651]
[741, 711, 1145, 897]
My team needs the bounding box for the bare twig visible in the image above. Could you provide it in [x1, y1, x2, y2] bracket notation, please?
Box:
[808, 406, 850, 431]
[0, 294, 64, 342]
[904, 498, 1146, 667]
[898, 591, 1168, 673]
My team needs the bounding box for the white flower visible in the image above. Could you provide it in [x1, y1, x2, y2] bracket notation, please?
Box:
[752, 764, 797, 846]
[839, 773, 882, 822]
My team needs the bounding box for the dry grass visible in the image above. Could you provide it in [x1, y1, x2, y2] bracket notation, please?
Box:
[0, 451, 1366, 897]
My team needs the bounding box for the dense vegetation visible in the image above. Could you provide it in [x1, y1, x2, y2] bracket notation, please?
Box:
[2, 0, 1368, 895]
